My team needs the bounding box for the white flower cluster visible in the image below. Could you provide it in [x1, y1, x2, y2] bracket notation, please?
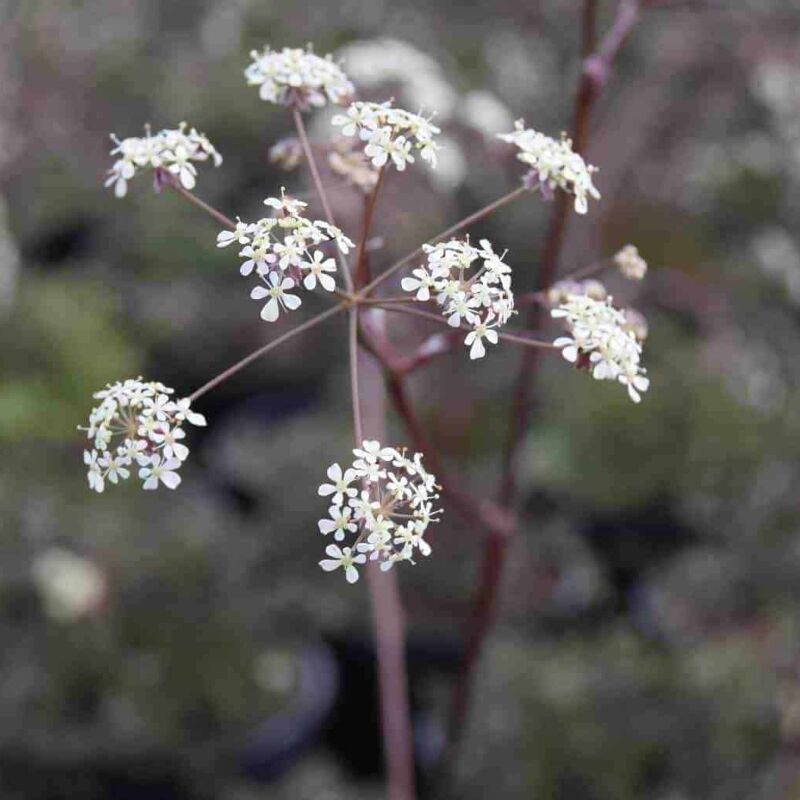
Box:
[401, 238, 515, 359]
[552, 294, 650, 403]
[332, 100, 441, 172]
[317, 441, 441, 583]
[81, 378, 207, 493]
[614, 244, 648, 280]
[498, 121, 600, 214]
[245, 46, 354, 110]
[105, 123, 222, 198]
[216, 193, 354, 322]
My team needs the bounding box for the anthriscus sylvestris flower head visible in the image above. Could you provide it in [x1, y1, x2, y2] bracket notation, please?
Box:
[317, 441, 442, 583]
[552, 294, 650, 403]
[80, 378, 206, 493]
[105, 123, 222, 198]
[401, 237, 515, 359]
[332, 100, 441, 171]
[216, 190, 353, 321]
[498, 121, 599, 214]
[245, 46, 354, 110]
[614, 244, 648, 280]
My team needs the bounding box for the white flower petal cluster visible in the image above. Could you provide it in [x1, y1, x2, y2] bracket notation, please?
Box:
[332, 100, 441, 172]
[614, 244, 648, 280]
[80, 378, 206, 493]
[552, 294, 650, 403]
[401, 237, 515, 359]
[105, 123, 222, 198]
[498, 120, 600, 214]
[317, 441, 441, 583]
[245, 46, 354, 110]
[217, 192, 354, 322]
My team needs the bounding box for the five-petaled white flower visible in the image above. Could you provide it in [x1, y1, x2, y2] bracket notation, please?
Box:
[302, 250, 337, 291]
[251, 273, 302, 322]
[138, 454, 183, 490]
[464, 319, 499, 360]
[318, 505, 357, 541]
[319, 544, 366, 584]
[318, 463, 359, 505]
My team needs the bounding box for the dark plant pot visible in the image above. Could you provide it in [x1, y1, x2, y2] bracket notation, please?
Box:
[323, 632, 462, 796]
[239, 639, 340, 781]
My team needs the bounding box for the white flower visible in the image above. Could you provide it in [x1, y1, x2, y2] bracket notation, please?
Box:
[319, 544, 366, 584]
[98, 452, 130, 484]
[318, 505, 357, 541]
[332, 100, 441, 174]
[614, 244, 648, 280]
[317, 442, 442, 583]
[139, 454, 182, 490]
[551, 293, 649, 403]
[498, 120, 600, 214]
[79, 378, 205, 492]
[84, 450, 104, 493]
[32, 549, 106, 623]
[174, 398, 207, 427]
[245, 46, 354, 110]
[401, 267, 436, 301]
[217, 219, 252, 248]
[318, 462, 359, 505]
[251, 272, 302, 322]
[401, 237, 515, 359]
[151, 424, 189, 461]
[464, 319, 499, 359]
[105, 123, 221, 198]
[353, 440, 395, 464]
[302, 250, 337, 291]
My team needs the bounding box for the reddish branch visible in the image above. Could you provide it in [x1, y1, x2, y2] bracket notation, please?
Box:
[447, 0, 647, 772]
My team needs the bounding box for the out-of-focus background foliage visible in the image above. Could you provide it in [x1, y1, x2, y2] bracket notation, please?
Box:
[3, 0, 800, 797]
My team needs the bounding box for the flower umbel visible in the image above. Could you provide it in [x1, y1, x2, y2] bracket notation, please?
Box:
[498, 120, 600, 214]
[105, 123, 222, 198]
[614, 244, 648, 280]
[401, 237, 515, 359]
[332, 100, 441, 171]
[245, 45, 354, 110]
[216, 190, 354, 321]
[317, 441, 442, 582]
[79, 378, 206, 493]
[552, 293, 650, 403]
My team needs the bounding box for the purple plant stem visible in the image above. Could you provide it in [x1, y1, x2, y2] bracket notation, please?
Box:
[447, 0, 646, 774]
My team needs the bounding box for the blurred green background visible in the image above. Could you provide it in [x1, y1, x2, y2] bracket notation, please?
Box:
[3, 0, 800, 798]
